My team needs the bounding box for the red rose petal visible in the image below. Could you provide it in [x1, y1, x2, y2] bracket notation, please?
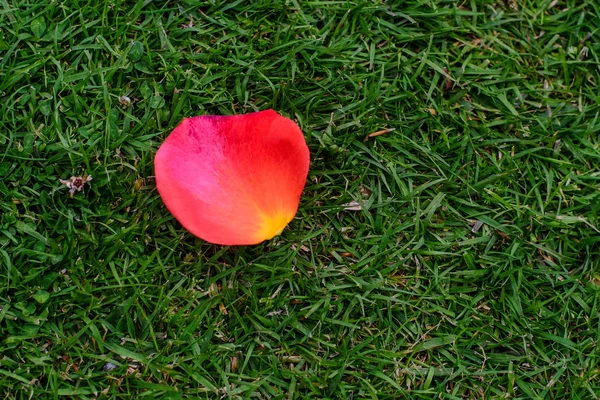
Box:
[154, 109, 310, 245]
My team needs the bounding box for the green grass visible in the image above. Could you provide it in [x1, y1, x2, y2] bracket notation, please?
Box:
[1, 0, 600, 398]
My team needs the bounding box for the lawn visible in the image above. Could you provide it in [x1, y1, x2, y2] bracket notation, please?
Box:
[1, 0, 599, 398]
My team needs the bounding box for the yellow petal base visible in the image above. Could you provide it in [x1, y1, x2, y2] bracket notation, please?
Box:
[256, 212, 293, 242]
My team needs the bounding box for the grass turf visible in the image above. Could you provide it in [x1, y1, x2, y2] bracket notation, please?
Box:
[1, 0, 600, 398]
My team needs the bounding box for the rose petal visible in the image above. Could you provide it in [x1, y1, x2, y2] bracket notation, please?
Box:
[154, 109, 310, 245]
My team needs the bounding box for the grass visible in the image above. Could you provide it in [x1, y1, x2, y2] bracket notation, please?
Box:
[1, 0, 599, 398]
